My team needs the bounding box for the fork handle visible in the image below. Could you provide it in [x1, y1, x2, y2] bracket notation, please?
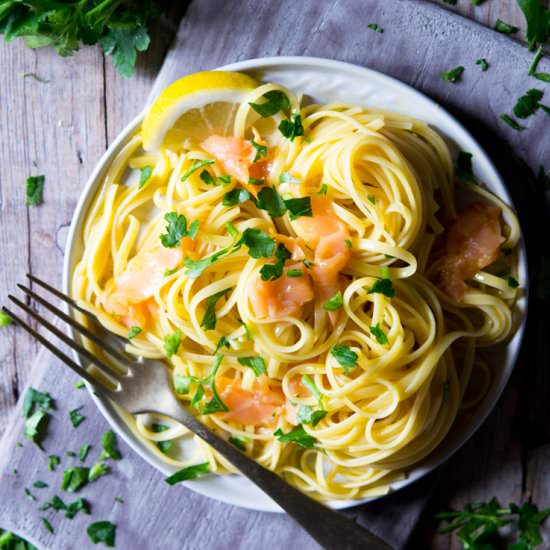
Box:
[161, 405, 393, 550]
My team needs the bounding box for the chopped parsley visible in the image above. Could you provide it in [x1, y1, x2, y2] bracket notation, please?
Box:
[259, 242, 291, 281]
[494, 19, 519, 34]
[322, 290, 343, 311]
[287, 269, 303, 277]
[160, 212, 199, 247]
[163, 328, 182, 358]
[279, 113, 304, 141]
[279, 172, 301, 184]
[184, 247, 231, 278]
[528, 45, 543, 76]
[222, 187, 251, 206]
[24, 410, 49, 447]
[23, 387, 53, 418]
[303, 259, 314, 268]
[48, 455, 60, 471]
[61, 466, 90, 492]
[302, 374, 322, 405]
[87, 521, 116, 547]
[24, 487, 36, 501]
[476, 58, 489, 71]
[370, 323, 389, 345]
[507, 277, 520, 288]
[33, 480, 48, 488]
[181, 159, 215, 181]
[513, 89, 544, 119]
[199, 170, 216, 186]
[26, 175, 45, 206]
[41, 518, 54, 534]
[200, 287, 233, 330]
[41, 495, 90, 519]
[249, 90, 291, 117]
[345, 239, 352, 249]
[237, 356, 267, 376]
[240, 228, 276, 258]
[535, 73, 550, 83]
[152, 423, 172, 454]
[138, 165, 152, 189]
[368, 278, 396, 298]
[284, 196, 312, 220]
[257, 186, 287, 217]
[165, 462, 210, 485]
[79, 444, 91, 462]
[251, 140, 267, 162]
[367, 23, 384, 33]
[296, 406, 327, 427]
[229, 435, 249, 451]
[499, 114, 526, 131]
[127, 325, 142, 339]
[100, 430, 122, 460]
[318, 183, 328, 195]
[214, 335, 231, 354]
[89, 462, 109, 482]
[69, 407, 86, 428]
[248, 175, 264, 186]
[455, 151, 475, 182]
[274, 426, 315, 449]
[74, 380, 85, 389]
[517, 0, 550, 50]
[0, 311, 12, 327]
[440, 65, 464, 83]
[331, 345, 358, 374]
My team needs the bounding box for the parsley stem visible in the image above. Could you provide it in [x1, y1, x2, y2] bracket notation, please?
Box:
[528, 45, 543, 76]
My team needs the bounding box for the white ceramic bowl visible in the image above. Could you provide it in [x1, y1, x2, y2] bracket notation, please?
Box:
[63, 56, 527, 512]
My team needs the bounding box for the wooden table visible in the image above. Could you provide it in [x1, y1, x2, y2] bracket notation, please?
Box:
[0, 1, 548, 548]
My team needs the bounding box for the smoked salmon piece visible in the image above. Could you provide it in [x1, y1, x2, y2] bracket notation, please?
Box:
[440, 202, 504, 301]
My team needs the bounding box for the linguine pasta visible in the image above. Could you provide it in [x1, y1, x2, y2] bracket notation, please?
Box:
[71, 78, 521, 501]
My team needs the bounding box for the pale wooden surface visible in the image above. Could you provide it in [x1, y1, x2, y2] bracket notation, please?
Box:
[0, 1, 548, 548]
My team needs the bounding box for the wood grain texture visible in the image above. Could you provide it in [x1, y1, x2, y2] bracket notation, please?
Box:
[1, 1, 550, 549]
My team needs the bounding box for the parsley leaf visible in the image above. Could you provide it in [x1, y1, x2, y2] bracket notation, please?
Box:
[252, 140, 267, 162]
[22, 387, 53, 418]
[33, 480, 48, 488]
[455, 151, 475, 182]
[26, 175, 45, 206]
[279, 113, 305, 141]
[24, 410, 49, 447]
[160, 212, 199, 247]
[284, 196, 312, 220]
[500, 114, 526, 131]
[127, 325, 142, 339]
[0, 311, 12, 327]
[100, 430, 121, 461]
[517, 0, 550, 50]
[163, 328, 182, 358]
[61, 466, 90, 492]
[535, 73, 550, 82]
[215, 336, 231, 354]
[302, 374, 322, 404]
[237, 356, 267, 376]
[249, 90, 290, 117]
[368, 278, 396, 298]
[507, 276, 520, 288]
[181, 159, 215, 181]
[222, 187, 251, 206]
[367, 23, 384, 33]
[331, 345, 358, 374]
[229, 435, 249, 451]
[99, 26, 150, 78]
[257, 186, 287, 217]
[79, 444, 90, 462]
[296, 406, 327, 427]
[240, 228, 276, 258]
[370, 323, 389, 345]
[494, 19, 519, 34]
[69, 407, 86, 428]
[513, 89, 544, 119]
[440, 65, 464, 83]
[41, 517, 54, 534]
[274, 426, 315, 448]
[165, 462, 210, 485]
[279, 172, 301, 184]
[201, 288, 232, 330]
[88, 462, 109, 482]
[87, 520, 116, 547]
[259, 242, 291, 281]
[318, 183, 328, 195]
[152, 423, 172, 454]
[173, 373, 193, 394]
[184, 248, 230, 278]
[322, 291, 343, 311]
[528, 45, 544, 76]
[48, 455, 60, 471]
[476, 58, 489, 71]
[138, 166, 152, 189]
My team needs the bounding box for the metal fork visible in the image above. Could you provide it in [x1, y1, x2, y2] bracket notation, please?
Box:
[4, 274, 393, 550]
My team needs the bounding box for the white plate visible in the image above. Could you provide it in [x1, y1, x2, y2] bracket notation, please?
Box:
[63, 56, 528, 513]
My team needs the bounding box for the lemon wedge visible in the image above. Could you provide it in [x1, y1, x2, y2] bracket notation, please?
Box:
[141, 71, 259, 151]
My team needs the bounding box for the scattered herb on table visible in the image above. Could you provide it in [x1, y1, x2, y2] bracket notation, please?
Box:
[494, 19, 519, 34]
[163, 328, 183, 358]
[89, 462, 109, 482]
[368, 23, 384, 33]
[513, 88, 544, 118]
[499, 114, 526, 131]
[200, 287, 233, 330]
[25, 175, 45, 206]
[160, 212, 199, 247]
[100, 430, 122, 460]
[476, 58, 489, 71]
[151, 423, 172, 454]
[61, 466, 90, 492]
[69, 406, 86, 428]
[127, 326, 142, 339]
[87, 520, 116, 547]
[41, 517, 54, 534]
[48, 454, 60, 471]
[79, 443, 91, 462]
[0, 311, 12, 327]
[517, 0, 550, 51]
[440, 65, 464, 83]
[323, 290, 343, 311]
[249, 90, 291, 117]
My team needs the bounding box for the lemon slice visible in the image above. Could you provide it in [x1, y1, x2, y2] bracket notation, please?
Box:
[142, 71, 259, 151]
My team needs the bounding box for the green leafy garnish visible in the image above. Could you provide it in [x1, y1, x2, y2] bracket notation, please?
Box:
[259, 242, 291, 281]
[367, 194, 376, 204]
[500, 114, 526, 131]
[127, 326, 142, 339]
[274, 426, 315, 449]
[302, 374, 322, 404]
[215, 335, 231, 354]
[22, 387, 53, 418]
[69, 407, 86, 428]
[252, 140, 267, 162]
[160, 212, 199, 247]
[494, 19, 519, 34]
[48, 455, 60, 471]
[455, 151, 475, 182]
[184, 248, 230, 278]
[476, 58, 489, 71]
[513, 89, 544, 119]
[284, 196, 312, 220]
[367, 23, 384, 33]
[24, 488, 36, 501]
[370, 323, 389, 345]
[152, 423, 172, 454]
[517, 0, 550, 50]
[296, 406, 327, 427]
[0, 311, 12, 327]
[201, 288, 232, 330]
[33, 480, 48, 488]
[181, 159, 215, 181]
[100, 430, 121, 461]
[240, 228, 276, 258]
[368, 278, 396, 298]
[163, 328, 182, 358]
[507, 276, 520, 288]
[257, 186, 287, 217]
[237, 356, 267, 376]
[287, 269, 303, 277]
[87, 520, 116, 547]
[187, 355, 229, 415]
[322, 291, 343, 311]
[165, 462, 210, 485]
[41, 495, 90, 519]
[279, 113, 304, 141]
[535, 73, 550, 82]
[173, 372, 192, 394]
[25, 175, 45, 206]
[249, 90, 290, 117]
[24, 410, 49, 447]
[229, 435, 249, 451]
[88, 462, 109, 482]
[528, 45, 544, 76]
[279, 172, 301, 184]
[79, 444, 90, 462]
[222, 187, 251, 206]
[138, 166, 152, 189]
[440, 65, 464, 83]
[41, 518, 54, 534]
[61, 466, 90, 492]
[248, 175, 264, 186]
[74, 380, 85, 389]
[331, 345, 358, 374]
